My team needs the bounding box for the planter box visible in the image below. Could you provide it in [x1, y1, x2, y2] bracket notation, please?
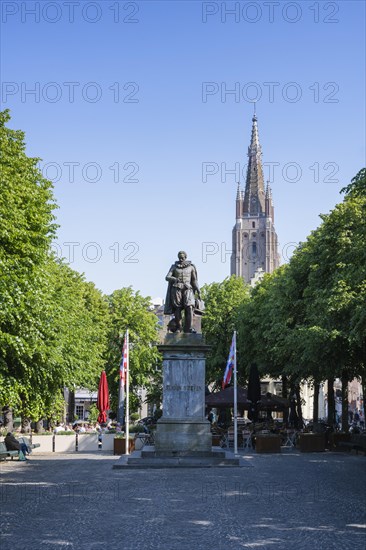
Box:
[114, 438, 135, 455]
[255, 434, 281, 453]
[101, 433, 115, 451]
[31, 435, 54, 452]
[299, 433, 325, 452]
[77, 434, 99, 451]
[329, 432, 351, 451]
[55, 434, 76, 453]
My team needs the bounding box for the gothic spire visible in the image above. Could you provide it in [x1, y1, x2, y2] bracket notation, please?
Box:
[265, 180, 272, 199]
[242, 113, 266, 216]
[236, 182, 242, 219]
[236, 181, 241, 200]
[265, 180, 274, 220]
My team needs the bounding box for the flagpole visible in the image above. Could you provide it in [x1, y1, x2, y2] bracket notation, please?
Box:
[117, 379, 121, 423]
[117, 345, 125, 425]
[125, 329, 130, 455]
[233, 330, 238, 455]
[117, 377, 124, 424]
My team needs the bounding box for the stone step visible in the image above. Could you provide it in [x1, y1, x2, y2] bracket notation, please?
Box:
[113, 449, 246, 469]
[141, 447, 226, 459]
[114, 457, 241, 469]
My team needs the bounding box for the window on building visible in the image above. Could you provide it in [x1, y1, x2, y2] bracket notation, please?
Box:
[252, 242, 257, 256]
[75, 405, 84, 420]
[274, 382, 283, 396]
[252, 222, 255, 228]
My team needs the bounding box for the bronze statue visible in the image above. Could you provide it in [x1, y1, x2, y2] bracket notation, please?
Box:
[164, 251, 201, 333]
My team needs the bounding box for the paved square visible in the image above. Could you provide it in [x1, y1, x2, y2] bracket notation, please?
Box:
[1, 451, 365, 550]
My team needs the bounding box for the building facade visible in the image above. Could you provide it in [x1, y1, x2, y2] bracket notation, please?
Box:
[231, 114, 280, 284]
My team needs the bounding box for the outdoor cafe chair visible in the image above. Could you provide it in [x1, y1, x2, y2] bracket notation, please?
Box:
[242, 430, 253, 451]
[219, 432, 229, 448]
[134, 432, 154, 449]
[226, 428, 235, 448]
[282, 430, 297, 450]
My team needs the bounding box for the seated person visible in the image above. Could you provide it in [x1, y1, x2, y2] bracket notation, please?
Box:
[54, 423, 64, 433]
[4, 432, 31, 459]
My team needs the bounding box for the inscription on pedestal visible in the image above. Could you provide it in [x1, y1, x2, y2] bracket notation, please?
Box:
[162, 358, 205, 419]
[165, 385, 202, 391]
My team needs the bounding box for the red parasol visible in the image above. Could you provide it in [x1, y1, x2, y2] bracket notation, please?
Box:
[97, 371, 110, 424]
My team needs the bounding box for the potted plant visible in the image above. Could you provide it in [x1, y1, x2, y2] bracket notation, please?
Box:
[113, 435, 135, 455]
[255, 433, 281, 453]
[329, 432, 351, 450]
[298, 432, 325, 452]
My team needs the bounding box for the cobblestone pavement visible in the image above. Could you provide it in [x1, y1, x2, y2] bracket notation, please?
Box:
[1, 451, 365, 550]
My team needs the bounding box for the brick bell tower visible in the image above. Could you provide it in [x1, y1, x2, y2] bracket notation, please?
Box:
[230, 112, 280, 283]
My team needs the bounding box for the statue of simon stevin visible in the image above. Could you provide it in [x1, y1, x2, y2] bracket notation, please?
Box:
[164, 251, 202, 333]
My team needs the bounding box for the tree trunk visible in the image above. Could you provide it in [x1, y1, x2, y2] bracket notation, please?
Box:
[2, 406, 13, 432]
[295, 384, 303, 428]
[35, 420, 44, 434]
[289, 384, 298, 428]
[282, 375, 288, 425]
[21, 417, 31, 434]
[281, 375, 288, 398]
[68, 390, 75, 423]
[327, 377, 335, 427]
[341, 372, 349, 432]
[362, 374, 366, 427]
[313, 381, 320, 424]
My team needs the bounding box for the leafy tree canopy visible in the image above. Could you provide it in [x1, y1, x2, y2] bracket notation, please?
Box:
[104, 287, 161, 412]
[202, 276, 250, 386]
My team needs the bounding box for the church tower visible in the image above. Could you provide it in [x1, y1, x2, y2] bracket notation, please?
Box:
[230, 113, 280, 284]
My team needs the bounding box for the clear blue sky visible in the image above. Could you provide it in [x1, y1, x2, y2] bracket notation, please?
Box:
[1, 1, 365, 299]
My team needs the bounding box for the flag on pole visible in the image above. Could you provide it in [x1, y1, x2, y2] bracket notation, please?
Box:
[120, 336, 128, 386]
[222, 333, 236, 389]
[124, 329, 130, 454]
[117, 333, 128, 424]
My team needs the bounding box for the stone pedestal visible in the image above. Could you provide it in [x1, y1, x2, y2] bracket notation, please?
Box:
[155, 333, 212, 456]
[113, 331, 243, 468]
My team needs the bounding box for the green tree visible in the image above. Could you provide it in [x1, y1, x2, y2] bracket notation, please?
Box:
[236, 168, 366, 427]
[35, 260, 109, 421]
[104, 287, 160, 414]
[1, 257, 109, 428]
[201, 276, 250, 386]
[301, 173, 366, 427]
[0, 111, 110, 427]
[0, 110, 57, 429]
[341, 168, 366, 199]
